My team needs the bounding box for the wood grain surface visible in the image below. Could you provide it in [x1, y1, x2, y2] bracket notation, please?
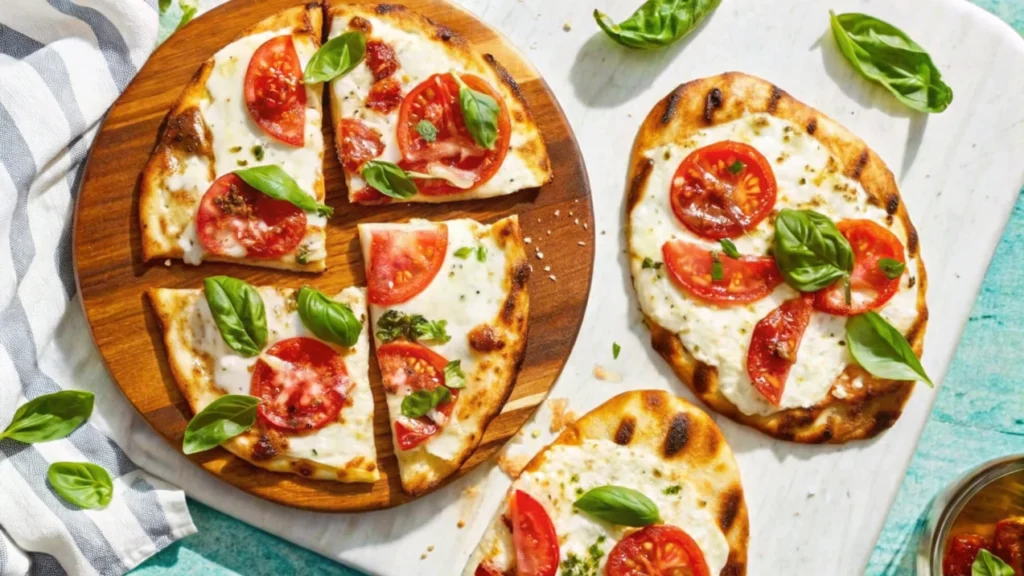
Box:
[72, 0, 593, 512]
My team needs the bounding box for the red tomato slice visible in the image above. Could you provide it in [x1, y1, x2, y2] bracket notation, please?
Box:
[250, 337, 352, 431]
[510, 490, 559, 576]
[670, 141, 777, 239]
[746, 295, 813, 405]
[338, 119, 383, 173]
[365, 39, 398, 81]
[662, 240, 783, 305]
[943, 533, 989, 576]
[367, 76, 403, 114]
[378, 341, 458, 451]
[196, 173, 306, 259]
[606, 525, 710, 576]
[994, 518, 1024, 574]
[367, 225, 448, 305]
[395, 73, 510, 195]
[244, 35, 306, 147]
[474, 563, 508, 576]
[813, 219, 905, 316]
[351, 186, 392, 205]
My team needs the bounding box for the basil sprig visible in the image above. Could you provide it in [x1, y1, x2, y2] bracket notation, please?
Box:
[297, 287, 362, 348]
[47, 462, 113, 509]
[303, 31, 365, 83]
[362, 160, 418, 199]
[829, 11, 953, 113]
[375, 310, 451, 344]
[574, 485, 661, 527]
[0, 390, 94, 443]
[973, 550, 1015, 576]
[401, 387, 451, 418]
[452, 72, 499, 150]
[594, 0, 721, 50]
[204, 276, 268, 357]
[444, 360, 467, 389]
[235, 165, 333, 217]
[774, 209, 854, 292]
[847, 311, 932, 386]
[182, 394, 260, 455]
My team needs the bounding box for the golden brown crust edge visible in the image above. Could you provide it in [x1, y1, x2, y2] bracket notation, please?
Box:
[626, 72, 929, 444]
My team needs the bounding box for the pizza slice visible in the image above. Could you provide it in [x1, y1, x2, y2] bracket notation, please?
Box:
[357, 216, 529, 494]
[463, 391, 749, 576]
[326, 3, 552, 204]
[147, 280, 378, 482]
[140, 3, 330, 272]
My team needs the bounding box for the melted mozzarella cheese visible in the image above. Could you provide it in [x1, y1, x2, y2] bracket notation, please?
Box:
[359, 219, 509, 461]
[630, 113, 920, 416]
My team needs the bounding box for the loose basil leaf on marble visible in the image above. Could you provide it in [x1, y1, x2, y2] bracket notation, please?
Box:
[973, 550, 1015, 576]
[204, 276, 268, 357]
[773, 209, 854, 292]
[847, 311, 932, 386]
[452, 72, 499, 150]
[878, 258, 906, 280]
[182, 394, 260, 455]
[416, 119, 439, 143]
[303, 31, 365, 83]
[297, 287, 362, 348]
[361, 160, 418, 199]
[829, 11, 953, 113]
[0, 391, 94, 443]
[574, 485, 661, 527]
[594, 0, 721, 50]
[234, 165, 333, 217]
[719, 239, 740, 259]
[401, 387, 452, 418]
[47, 462, 113, 509]
[444, 360, 467, 389]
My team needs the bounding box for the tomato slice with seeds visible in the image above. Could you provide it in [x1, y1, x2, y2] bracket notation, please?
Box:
[244, 35, 306, 147]
[338, 119, 383, 173]
[367, 76, 403, 114]
[395, 73, 510, 195]
[250, 337, 352, 431]
[746, 295, 813, 405]
[196, 173, 306, 259]
[812, 219, 905, 316]
[670, 141, 777, 239]
[509, 490, 558, 576]
[367, 225, 448, 305]
[662, 240, 783, 305]
[365, 39, 398, 81]
[994, 518, 1024, 574]
[606, 525, 710, 576]
[943, 533, 989, 576]
[379, 341, 457, 451]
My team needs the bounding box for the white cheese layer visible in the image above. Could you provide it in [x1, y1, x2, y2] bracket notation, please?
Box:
[630, 113, 920, 416]
[190, 287, 374, 470]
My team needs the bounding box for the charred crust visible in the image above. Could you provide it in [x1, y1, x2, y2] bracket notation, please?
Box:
[767, 85, 782, 113]
[295, 462, 314, 477]
[349, 16, 372, 32]
[165, 107, 210, 156]
[820, 426, 834, 442]
[806, 118, 818, 135]
[251, 435, 277, 461]
[468, 323, 506, 352]
[501, 260, 530, 324]
[703, 87, 723, 124]
[661, 86, 684, 125]
[907, 227, 919, 256]
[692, 362, 714, 395]
[434, 24, 459, 43]
[869, 410, 901, 436]
[721, 560, 744, 576]
[626, 159, 654, 213]
[718, 488, 741, 532]
[663, 413, 690, 457]
[886, 194, 900, 215]
[642, 391, 663, 410]
[613, 417, 636, 445]
[851, 149, 869, 179]
[375, 4, 404, 14]
[905, 308, 928, 349]
[483, 54, 526, 106]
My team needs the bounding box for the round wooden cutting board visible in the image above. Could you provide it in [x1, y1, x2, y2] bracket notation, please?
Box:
[73, 0, 593, 511]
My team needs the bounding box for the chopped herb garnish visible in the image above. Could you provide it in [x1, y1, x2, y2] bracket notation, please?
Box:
[251, 145, 265, 161]
[455, 245, 487, 262]
[454, 247, 474, 259]
[663, 484, 682, 495]
[570, 473, 579, 483]
[295, 245, 310, 265]
[878, 257, 905, 279]
[229, 146, 242, 153]
[711, 252, 724, 281]
[612, 342, 621, 359]
[415, 119, 438, 143]
[728, 160, 746, 174]
[236, 159, 248, 167]
[561, 534, 607, 576]
[375, 310, 451, 344]
[641, 257, 662, 270]
[719, 239, 740, 259]
[476, 245, 487, 262]
[443, 360, 466, 389]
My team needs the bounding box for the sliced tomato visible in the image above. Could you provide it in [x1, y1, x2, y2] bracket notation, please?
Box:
[350, 186, 391, 205]
[196, 173, 306, 259]
[813, 219, 905, 316]
[670, 141, 777, 239]
[250, 337, 352, 431]
[606, 525, 710, 576]
[662, 240, 783, 305]
[474, 563, 508, 576]
[367, 225, 448, 305]
[338, 119, 383, 172]
[244, 35, 306, 147]
[994, 518, 1024, 574]
[509, 490, 558, 576]
[396, 73, 510, 195]
[365, 39, 398, 81]
[746, 295, 813, 405]
[943, 533, 989, 576]
[367, 76, 403, 114]
[379, 341, 458, 451]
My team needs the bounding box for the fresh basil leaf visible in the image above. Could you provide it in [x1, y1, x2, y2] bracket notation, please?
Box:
[829, 11, 953, 113]
[719, 239, 740, 259]
[444, 360, 467, 389]
[0, 390, 94, 443]
[303, 31, 365, 84]
[574, 485, 661, 527]
[879, 258, 906, 280]
[234, 165, 332, 217]
[454, 247, 474, 259]
[452, 73, 499, 150]
[711, 252, 724, 281]
[594, 0, 721, 50]
[297, 287, 362, 348]
[612, 343, 621, 359]
[973, 550, 1015, 576]
[47, 462, 113, 509]
[641, 257, 662, 270]
[773, 209, 854, 292]
[416, 119, 438, 143]
[847, 311, 932, 386]
[182, 394, 260, 455]
[361, 160, 418, 199]
[204, 276, 268, 357]
[727, 160, 745, 174]
[413, 318, 451, 344]
[401, 387, 452, 418]
[375, 310, 450, 344]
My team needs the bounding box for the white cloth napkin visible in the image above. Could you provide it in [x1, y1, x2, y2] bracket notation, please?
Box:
[0, 1, 201, 574]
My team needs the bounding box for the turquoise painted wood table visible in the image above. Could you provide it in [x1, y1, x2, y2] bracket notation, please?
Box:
[131, 1, 1024, 574]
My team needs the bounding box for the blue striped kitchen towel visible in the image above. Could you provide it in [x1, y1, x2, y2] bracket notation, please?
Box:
[0, 1, 198, 574]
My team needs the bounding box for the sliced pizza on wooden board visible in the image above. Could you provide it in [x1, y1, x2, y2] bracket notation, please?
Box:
[358, 216, 529, 494]
[327, 3, 552, 204]
[140, 3, 330, 272]
[147, 281, 378, 482]
[627, 72, 929, 443]
[463, 390, 749, 576]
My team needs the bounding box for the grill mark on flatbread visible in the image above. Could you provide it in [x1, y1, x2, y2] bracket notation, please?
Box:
[613, 416, 636, 445]
[907, 226, 919, 255]
[642, 390, 663, 410]
[165, 105, 213, 157]
[299, 2, 320, 35]
[692, 362, 714, 395]
[501, 260, 530, 324]
[375, 3, 404, 14]
[806, 118, 817, 135]
[252, 434, 277, 461]
[767, 85, 782, 113]
[703, 87, 723, 123]
[663, 413, 690, 457]
[718, 487, 741, 532]
[483, 54, 526, 107]
[869, 410, 901, 435]
[886, 193, 900, 216]
[661, 86, 683, 125]
[851, 149, 870, 180]
[626, 158, 653, 214]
